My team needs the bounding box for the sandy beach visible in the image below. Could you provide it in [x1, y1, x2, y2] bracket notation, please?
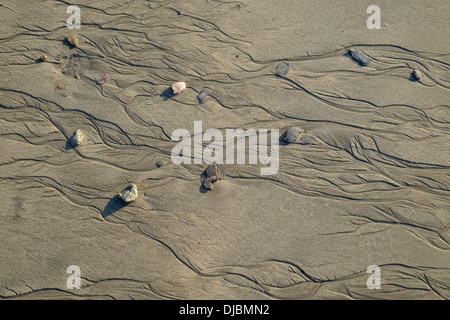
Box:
[0, 0, 449, 300]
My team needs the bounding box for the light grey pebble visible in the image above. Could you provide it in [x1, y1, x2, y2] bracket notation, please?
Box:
[69, 129, 85, 147]
[349, 49, 371, 66]
[412, 69, 422, 80]
[119, 183, 138, 203]
[283, 127, 301, 143]
[275, 62, 291, 76]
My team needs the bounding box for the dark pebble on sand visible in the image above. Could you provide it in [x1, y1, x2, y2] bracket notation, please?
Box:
[197, 89, 209, 104]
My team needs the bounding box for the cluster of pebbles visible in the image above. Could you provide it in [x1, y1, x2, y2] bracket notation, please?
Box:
[171, 81, 210, 104]
[276, 50, 425, 82]
[199, 125, 302, 191]
[347, 49, 424, 81]
[202, 164, 220, 190]
[55, 36, 425, 205]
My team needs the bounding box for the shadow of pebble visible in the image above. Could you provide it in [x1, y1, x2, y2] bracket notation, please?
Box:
[160, 87, 175, 101]
[62, 38, 77, 50]
[278, 132, 290, 146]
[199, 184, 209, 194]
[343, 51, 353, 61]
[199, 171, 209, 193]
[409, 73, 419, 82]
[64, 140, 75, 151]
[102, 195, 129, 218]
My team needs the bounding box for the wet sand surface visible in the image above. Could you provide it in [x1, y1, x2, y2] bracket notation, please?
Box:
[1, 0, 449, 299]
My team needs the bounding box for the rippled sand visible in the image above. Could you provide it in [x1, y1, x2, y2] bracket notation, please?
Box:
[1, 0, 449, 299]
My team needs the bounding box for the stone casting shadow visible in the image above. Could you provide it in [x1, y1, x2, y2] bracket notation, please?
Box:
[62, 38, 75, 50]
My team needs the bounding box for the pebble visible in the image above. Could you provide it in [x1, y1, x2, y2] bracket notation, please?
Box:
[197, 89, 209, 104]
[283, 127, 301, 143]
[66, 33, 79, 47]
[156, 159, 166, 167]
[119, 183, 138, 203]
[38, 55, 48, 62]
[205, 164, 220, 179]
[349, 49, 371, 66]
[172, 81, 186, 94]
[275, 62, 291, 76]
[203, 164, 220, 190]
[69, 129, 85, 147]
[412, 69, 422, 81]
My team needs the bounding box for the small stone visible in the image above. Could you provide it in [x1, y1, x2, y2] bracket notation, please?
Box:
[38, 55, 48, 62]
[205, 164, 220, 179]
[66, 33, 79, 47]
[156, 159, 166, 167]
[197, 89, 209, 104]
[203, 175, 217, 190]
[203, 179, 213, 190]
[172, 81, 186, 94]
[119, 183, 138, 203]
[69, 129, 85, 147]
[202, 165, 220, 191]
[349, 49, 371, 66]
[412, 69, 422, 81]
[275, 62, 291, 77]
[283, 127, 301, 143]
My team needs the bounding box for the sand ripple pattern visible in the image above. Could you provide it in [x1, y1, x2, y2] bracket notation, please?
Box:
[0, 0, 449, 299]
